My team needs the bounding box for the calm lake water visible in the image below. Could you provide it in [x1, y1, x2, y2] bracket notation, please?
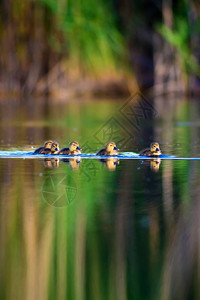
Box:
[0, 95, 200, 300]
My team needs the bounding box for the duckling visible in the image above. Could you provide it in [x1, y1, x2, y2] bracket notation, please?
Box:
[58, 141, 81, 155]
[51, 141, 60, 154]
[34, 140, 53, 154]
[97, 142, 119, 156]
[139, 142, 161, 157]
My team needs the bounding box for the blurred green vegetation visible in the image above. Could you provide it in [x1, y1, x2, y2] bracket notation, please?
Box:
[0, 0, 200, 95]
[157, 0, 200, 76]
[38, 0, 126, 73]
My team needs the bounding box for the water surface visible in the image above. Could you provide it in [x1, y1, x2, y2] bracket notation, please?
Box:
[0, 96, 200, 300]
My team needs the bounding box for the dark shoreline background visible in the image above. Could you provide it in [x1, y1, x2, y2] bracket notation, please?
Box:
[0, 0, 200, 99]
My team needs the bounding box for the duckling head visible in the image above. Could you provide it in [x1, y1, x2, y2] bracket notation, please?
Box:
[150, 142, 161, 155]
[44, 140, 53, 149]
[105, 142, 119, 152]
[51, 142, 59, 153]
[69, 141, 81, 151]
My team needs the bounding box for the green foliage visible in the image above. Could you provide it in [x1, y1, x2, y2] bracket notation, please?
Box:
[38, 0, 126, 73]
[157, 1, 200, 76]
[158, 18, 200, 75]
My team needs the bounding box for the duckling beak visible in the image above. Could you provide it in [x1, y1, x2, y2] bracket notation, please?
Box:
[76, 146, 81, 150]
[114, 147, 119, 150]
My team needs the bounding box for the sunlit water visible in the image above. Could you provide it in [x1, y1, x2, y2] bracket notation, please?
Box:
[0, 97, 200, 300]
[0, 150, 174, 159]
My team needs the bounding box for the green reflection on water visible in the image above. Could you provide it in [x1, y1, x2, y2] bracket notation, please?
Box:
[0, 158, 200, 300]
[0, 98, 200, 300]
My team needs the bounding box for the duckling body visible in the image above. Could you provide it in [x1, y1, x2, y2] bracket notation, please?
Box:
[97, 142, 119, 156]
[40, 148, 52, 154]
[139, 142, 161, 157]
[59, 148, 70, 155]
[59, 148, 81, 155]
[34, 140, 53, 154]
[34, 146, 43, 154]
[59, 141, 81, 155]
[97, 149, 118, 156]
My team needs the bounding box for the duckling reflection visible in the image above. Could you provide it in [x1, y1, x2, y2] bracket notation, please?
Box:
[150, 158, 161, 172]
[142, 158, 161, 172]
[99, 158, 119, 171]
[44, 158, 60, 168]
[61, 158, 81, 170]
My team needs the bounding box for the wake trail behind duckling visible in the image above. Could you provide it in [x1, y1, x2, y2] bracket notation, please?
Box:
[0, 150, 200, 160]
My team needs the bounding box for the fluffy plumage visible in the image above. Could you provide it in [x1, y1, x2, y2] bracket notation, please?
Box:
[139, 142, 161, 157]
[34, 140, 53, 154]
[59, 141, 81, 155]
[97, 142, 119, 156]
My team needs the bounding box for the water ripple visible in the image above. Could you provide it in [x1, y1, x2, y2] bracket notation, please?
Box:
[0, 150, 200, 160]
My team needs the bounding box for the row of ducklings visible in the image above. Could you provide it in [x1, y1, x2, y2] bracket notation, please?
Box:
[34, 141, 162, 157]
[34, 141, 81, 155]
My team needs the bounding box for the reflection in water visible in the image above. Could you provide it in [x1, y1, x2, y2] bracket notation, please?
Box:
[44, 158, 60, 168]
[99, 158, 120, 171]
[150, 158, 161, 172]
[161, 168, 200, 300]
[42, 171, 77, 207]
[0, 99, 200, 300]
[61, 158, 81, 170]
[141, 158, 161, 172]
[43, 157, 121, 171]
